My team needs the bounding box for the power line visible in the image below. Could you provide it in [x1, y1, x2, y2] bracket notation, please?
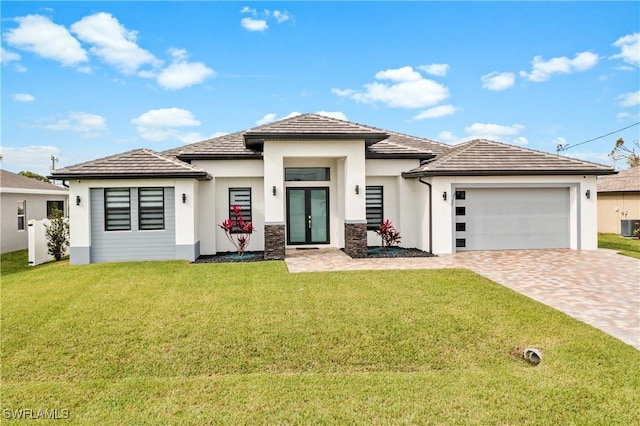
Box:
[556, 121, 640, 153]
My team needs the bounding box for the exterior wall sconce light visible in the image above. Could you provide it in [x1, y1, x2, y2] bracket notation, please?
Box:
[585, 189, 591, 199]
[272, 186, 277, 196]
[442, 191, 447, 201]
[76, 195, 81, 206]
[182, 193, 187, 204]
[355, 185, 360, 195]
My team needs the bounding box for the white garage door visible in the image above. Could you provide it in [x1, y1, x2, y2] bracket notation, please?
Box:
[454, 187, 570, 251]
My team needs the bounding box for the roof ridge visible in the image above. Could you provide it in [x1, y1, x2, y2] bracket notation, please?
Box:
[143, 149, 204, 172]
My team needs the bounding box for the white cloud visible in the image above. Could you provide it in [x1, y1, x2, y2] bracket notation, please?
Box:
[39, 112, 107, 137]
[131, 107, 201, 142]
[272, 11, 290, 23]
[334, 66, 449, 109]
[413, 104, 459, 120]
[481, 71, 515, 91]
[611, 33, 639, 66]
[284, 111, 302, 119]
[566, 151, 611, 166]
[0, 145, 62, 176]
[316, 111, 347, 120]
[256, 113, 278, 125]
[240, 6, 257, 15]
[617, 90, 640, 107]
[464, 123, 526, 143]
[519, 51, 599, 82]
[375, 66, 422, 82]
[156, 48, 215, 90]
[418, 63, 449, 77]
[13, 93, 35, 102]
[0, 46, 21, 64]
[71, 12, 159, 74]
[330, 88, 355, 97]
[4, 14, 88, 66]
[241, 17, 268, 32]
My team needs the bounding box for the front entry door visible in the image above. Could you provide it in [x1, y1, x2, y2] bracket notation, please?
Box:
[286, 188, 329, 245]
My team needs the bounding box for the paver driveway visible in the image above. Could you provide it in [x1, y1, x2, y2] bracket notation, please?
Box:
[285, 248, 640, 349]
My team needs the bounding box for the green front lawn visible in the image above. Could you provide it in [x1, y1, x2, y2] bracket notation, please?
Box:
[599, 233, 640, 259]
[2, 259, 639, 424]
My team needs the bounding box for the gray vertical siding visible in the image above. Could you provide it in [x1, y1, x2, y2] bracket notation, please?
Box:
[90, 187, 176, 263]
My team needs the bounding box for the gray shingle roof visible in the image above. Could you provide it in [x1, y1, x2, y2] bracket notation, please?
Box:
[403, 139, 615, 177]
[167, 113, 448, 160]
[49, 149, 211, 180]
[597, 167, 640, 192]
[1, 169, 68, 191]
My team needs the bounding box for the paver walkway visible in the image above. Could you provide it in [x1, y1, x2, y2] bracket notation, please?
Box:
[285, 248, 640, 349]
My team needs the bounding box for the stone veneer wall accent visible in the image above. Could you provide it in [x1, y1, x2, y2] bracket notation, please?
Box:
[344, 222, 368, 258]
[264, 224, 286, 260]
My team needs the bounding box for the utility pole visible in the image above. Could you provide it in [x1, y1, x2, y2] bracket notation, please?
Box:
[50, 155, 58, 171]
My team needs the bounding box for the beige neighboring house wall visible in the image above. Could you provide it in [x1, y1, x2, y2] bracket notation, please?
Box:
[1, 170, 69, 254]
[597, 167, 640, 234]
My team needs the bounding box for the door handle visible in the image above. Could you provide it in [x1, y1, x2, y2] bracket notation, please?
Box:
[308, 215, 312, 229]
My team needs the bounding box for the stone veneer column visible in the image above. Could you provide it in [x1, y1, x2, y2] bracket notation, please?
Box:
[264, 224, 286, 260]
[344, 222, 368, 258]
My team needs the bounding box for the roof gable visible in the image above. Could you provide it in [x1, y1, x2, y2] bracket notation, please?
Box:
[49, 149, 211, 180]
[403, 139, 614, 177]
[1, 169, 68, 191]
[597, 167, 640, 192]
[243, 113, 389, 149]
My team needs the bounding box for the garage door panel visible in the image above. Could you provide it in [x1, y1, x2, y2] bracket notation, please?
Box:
[456, 188, 570, 251]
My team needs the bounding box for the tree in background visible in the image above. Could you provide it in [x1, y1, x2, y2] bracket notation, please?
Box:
[610, 138, 639, 168]
[44, 208, 69, 261]
[19, 171, 50, 183]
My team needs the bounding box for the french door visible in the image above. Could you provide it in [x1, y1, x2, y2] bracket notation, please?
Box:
[286, 187, 329, 245]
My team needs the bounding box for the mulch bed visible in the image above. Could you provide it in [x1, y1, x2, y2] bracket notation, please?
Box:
[194, 251, 266, 263]
[348, 246, 436, 259]
[194, 247, 435, 263]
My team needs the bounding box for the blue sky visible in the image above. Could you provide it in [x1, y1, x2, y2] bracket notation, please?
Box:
[1, 1, 639, 176]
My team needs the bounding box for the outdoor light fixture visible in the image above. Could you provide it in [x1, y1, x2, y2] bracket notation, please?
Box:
[355, 185, 360, 195]
[76, 195, 81, 206]
[585, 189, 591, 199]
[182, 193, 187, 204]
[442, 191, 447, 201]
[272, 186, 277, 196]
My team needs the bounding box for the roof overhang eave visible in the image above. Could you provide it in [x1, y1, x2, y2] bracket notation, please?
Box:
[176, 153, 263, 161]
[243, 132, 389, 149]
[402, 169, 616, 178]
[48, 172, 213, 181]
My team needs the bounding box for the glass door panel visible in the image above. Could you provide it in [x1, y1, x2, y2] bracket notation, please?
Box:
[288, 189, 306, 243]
[310, 189, 327, 242]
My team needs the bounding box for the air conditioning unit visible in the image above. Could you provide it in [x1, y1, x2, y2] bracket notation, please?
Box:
[620, 219, 640, 237]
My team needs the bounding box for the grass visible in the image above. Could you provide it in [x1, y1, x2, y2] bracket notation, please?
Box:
[0, 249, 30, 276]
[598, 233, 640, 259]
[1, 258, 639, 424]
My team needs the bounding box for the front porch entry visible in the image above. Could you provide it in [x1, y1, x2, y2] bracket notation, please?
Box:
[286, 187, 329, 245]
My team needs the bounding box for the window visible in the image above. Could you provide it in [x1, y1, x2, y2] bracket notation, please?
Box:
[17, 201, 26, 230]
[47, 200, 65, 218]
[455, 191, 466, 200]
[366, 186, 383, 230]
[456, 222, 466, 232]
[229, 188, 252, 232]
[285, 168, 330, 181]
[105, 188, 131, 231]
[139, 188, 164, 230]
[456, 238, 466, 248]
[455, 206, 466, 216]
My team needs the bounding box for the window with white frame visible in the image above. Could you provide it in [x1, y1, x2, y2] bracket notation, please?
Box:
[139, 188, 165, 230]
[366, 186, 383, 230]
[104, 188, 131, 231]
[229, 188, 252, 232]
[17, 201, 26, 230]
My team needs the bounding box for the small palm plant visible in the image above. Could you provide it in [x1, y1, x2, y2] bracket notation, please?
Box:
[376, 219, 401, 249]
[219, 204, 254, 256]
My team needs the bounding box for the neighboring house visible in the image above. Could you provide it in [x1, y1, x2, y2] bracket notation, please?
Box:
[597, 167, 640, 235]
[1, 169, 69, 254]
[50, 114, 614, 265]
